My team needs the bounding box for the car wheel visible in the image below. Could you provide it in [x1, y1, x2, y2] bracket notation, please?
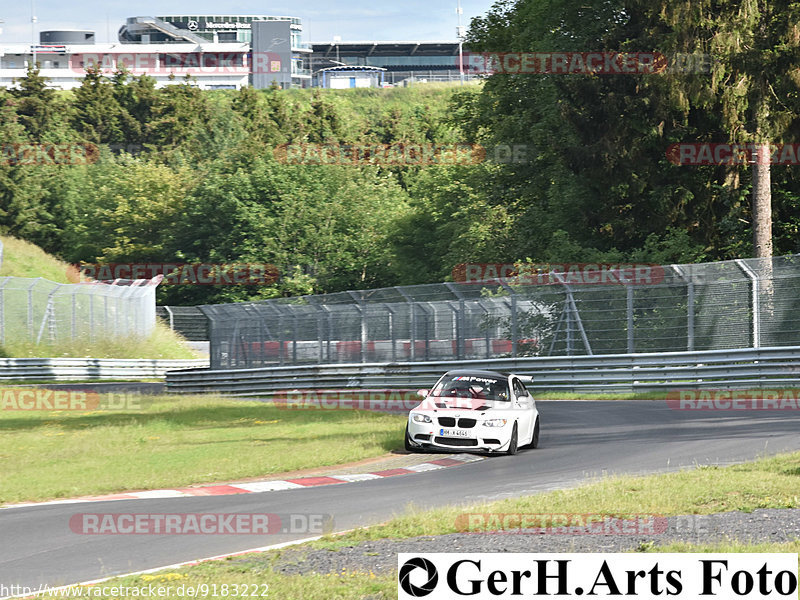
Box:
[530, 418, 540, 449]
[404, 426, 417, 453]
[506, 422, 519, 455]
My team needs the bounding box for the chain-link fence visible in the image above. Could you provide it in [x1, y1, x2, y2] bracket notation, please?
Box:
[201, 255, 800, 369]
[0, 277, 159, 346]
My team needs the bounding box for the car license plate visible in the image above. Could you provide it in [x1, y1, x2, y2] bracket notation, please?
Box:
[440, 428, 470, 437]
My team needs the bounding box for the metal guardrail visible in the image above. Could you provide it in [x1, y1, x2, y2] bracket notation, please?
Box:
[165, 346, 800, 395]
[0, 358, 208, 382]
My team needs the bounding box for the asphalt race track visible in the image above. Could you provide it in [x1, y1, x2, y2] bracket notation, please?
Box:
[3, 399, 800, 589]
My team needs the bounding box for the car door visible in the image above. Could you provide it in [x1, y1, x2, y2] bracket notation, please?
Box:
[511, 377, 534, 444]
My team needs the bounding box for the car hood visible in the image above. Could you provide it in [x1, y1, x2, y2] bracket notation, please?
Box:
[412, 396, 512, 412]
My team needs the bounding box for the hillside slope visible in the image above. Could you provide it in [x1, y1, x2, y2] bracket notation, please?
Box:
[0, 236, 72, 282]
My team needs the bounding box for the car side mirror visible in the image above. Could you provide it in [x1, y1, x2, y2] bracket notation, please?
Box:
[417, 389, 429, 398]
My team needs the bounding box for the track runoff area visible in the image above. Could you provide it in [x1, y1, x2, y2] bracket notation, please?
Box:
[2, 395, 800, 599]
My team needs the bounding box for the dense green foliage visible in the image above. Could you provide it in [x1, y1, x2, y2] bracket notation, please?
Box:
[3, 0, 800, 308]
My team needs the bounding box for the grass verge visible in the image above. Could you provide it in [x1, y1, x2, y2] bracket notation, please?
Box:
[325, 450, 800, 543]
[1, 321, 200, 359]
[0, 395, 406, 504]
[40, 560, 396, 600]
[35, 542, 800, 600]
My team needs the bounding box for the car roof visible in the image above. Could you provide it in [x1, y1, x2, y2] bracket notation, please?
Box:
[443, 369, 510, 379]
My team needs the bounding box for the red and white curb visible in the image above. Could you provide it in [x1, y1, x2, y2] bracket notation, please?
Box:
[1, 453, 483, 510]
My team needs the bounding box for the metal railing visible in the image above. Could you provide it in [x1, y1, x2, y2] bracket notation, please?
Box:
[1, 357, 208, 382]
[157, 306, 209, 341]
[165, 346, 800, 395]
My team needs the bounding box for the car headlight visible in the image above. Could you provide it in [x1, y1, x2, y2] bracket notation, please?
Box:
[483, 418, 508, 427]
[412, 413, 432, 423]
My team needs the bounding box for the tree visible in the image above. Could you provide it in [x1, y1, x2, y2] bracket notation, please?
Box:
[627, 0, 800, 260]
[9, 65, 62, 140]
[71, 65, 132, 144]
[461, 0, 764, 264]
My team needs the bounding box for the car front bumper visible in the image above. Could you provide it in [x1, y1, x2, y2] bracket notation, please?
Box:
[407, 418, 513, 452]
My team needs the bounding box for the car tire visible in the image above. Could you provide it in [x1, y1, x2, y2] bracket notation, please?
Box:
[404, 426, 417, 453]
[530, 418, 540, 449]
[506, 423, 519, 455]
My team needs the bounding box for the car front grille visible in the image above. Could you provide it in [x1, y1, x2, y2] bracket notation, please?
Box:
[458, 418, 476, 428]
[434, 436, 478, 447]
[438, 417, 456, 427]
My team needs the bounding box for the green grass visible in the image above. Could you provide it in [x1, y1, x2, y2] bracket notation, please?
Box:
[34, 541, 800, 600]
[323, 451, 800, 543]
[0, 235, 73, 282]
[2, 321, 200, 359]
[39, 559, 396, 600]
[641, 541, 800, 553]
[0, 395, 406, 504]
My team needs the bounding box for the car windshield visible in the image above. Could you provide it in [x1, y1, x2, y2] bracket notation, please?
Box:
[429, 374, 510, 402]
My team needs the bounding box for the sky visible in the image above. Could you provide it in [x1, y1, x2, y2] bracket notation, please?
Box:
[0, 0, 496, 44]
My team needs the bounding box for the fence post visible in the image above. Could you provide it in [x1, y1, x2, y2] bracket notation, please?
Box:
[671, 264, 694, 351]
[72, 288, 77, 340]
[476, 299, 491, 359]
[445, 283, 465, 360]
[347, 291, 367, 363]
[385, 303, 397, 362]
[314, 303, 325, 364]
[396, 287, 415, 360]
[27, 280, 38, 340]
[164, 306, 175, 330]
[626, 283, 634, 353]
[736, 259, 760, 348]
[0, 278, 8, 345]
[551, 271, 593, 356]
[497, 281, 518, 357]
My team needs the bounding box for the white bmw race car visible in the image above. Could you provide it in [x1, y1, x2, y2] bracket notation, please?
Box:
[405, 369, 540, 455]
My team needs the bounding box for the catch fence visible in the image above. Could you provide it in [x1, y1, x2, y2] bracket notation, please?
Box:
[0, 277, 160, 345]
[200, 255, 800, 369]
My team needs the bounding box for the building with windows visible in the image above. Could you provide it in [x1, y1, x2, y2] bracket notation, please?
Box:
[0, 15, 311, 91]
[0, 20, 478, 91]
[310, 41, 476, 85]
[121, 15, 311, 88]
[315, 65, 387, 89]
[0, 40, 255, 90]
[120, 15, 305, 47]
